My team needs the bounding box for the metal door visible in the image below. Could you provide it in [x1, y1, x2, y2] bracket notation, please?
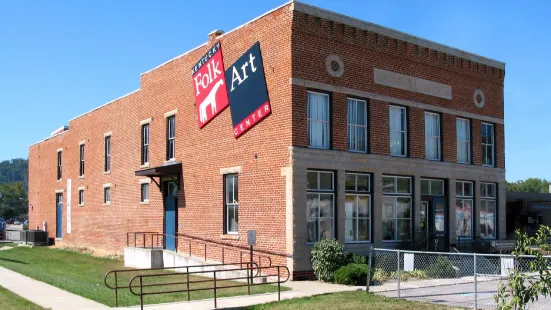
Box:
[56, 193, 63, 238]
[164, 182, 178, 251]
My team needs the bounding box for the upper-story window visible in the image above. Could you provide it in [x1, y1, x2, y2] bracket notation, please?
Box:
[345, 173, 371, 243]
[57, 151, 62, 180]
[390, 106, 407, 157]
[347, 98, 368, 152]
[307, 170, 334, 242]
[456, 180, 474, 238]
[104, 186, 111, 205]
[482, 123, 495, 167]
[104, 135, 111, 173]
[307, 91, 330, 149]
[382, 175, 411, 241]
[425, 112, 441, 161]
[457, 118, 471, 164]
[141, 124, 150, 165]
[79, 144, 85, 177]
[224, 174, 239, 234]
[166, 116, 175, 161]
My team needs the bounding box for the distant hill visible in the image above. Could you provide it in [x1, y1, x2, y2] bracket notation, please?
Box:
[0, 158, 28, 185]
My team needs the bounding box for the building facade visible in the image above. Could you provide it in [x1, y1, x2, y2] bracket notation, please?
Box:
[28, 1, 506, 279]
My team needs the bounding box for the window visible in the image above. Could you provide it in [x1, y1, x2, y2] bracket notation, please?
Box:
[480, 183, 497, 238]
[425, 112, 441, 160]
[345, 173, 371, 242]
[382, 176, 411, 241]
[482, 123, 495, 167]
[456, 181, 474, 238]
[390, 106, 407, 157]
[307, 170, 334, 242]
[79, 144, 85, 177]
[104, 187, 111, 204]
[78, 189, 84, 206]
[347, 98, 368, 152]
[224, 174, 238, 234]
[457, 118, 471, 164]
[57, 151, 62, 180]
[421, 179, 444, 196]
[141, 183, 150, 203]
[104, 136, 111, 172]
[307, 91, 330, 149]
[141, 124, 150, 165]
[166, 116, 175, 161]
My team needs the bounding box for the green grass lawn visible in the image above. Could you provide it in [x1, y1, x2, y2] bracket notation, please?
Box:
[246, 291, 459, 310]
[0, 286, 46, 310]
[0, 245, 288, 307]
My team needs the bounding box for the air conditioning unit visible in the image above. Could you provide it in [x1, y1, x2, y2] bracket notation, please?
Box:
[20, 230, 49, 246]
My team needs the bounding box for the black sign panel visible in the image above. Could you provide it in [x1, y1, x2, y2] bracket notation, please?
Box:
[225, 42, 271, 138]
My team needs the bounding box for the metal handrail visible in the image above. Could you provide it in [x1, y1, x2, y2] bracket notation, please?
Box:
[128, 265, 290, 310]
[104, 261, 259, 307]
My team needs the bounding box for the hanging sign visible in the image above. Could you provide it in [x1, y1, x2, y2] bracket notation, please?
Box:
[226, 42, 271, 138]
[192, 42, 230, 128]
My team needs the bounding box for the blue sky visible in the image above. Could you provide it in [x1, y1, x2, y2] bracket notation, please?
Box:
[0, 0, 549, 182]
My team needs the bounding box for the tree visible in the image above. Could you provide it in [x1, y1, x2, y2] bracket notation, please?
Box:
[506, 178, 550, 193]
[0, 182, 28, 219]
[0, 158, 28, 186]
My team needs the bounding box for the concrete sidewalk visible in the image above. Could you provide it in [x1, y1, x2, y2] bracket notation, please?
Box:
[0, 266, 110, 310]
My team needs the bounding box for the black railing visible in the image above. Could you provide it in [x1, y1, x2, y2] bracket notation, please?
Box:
[128, 265, 289, 310]
[104, 261, 259, 307]
[456, 236, 501, 253]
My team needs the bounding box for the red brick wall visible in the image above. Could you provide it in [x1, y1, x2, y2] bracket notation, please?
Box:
[409, 107, 426, 159]
[29, 5, 294, 268]
[369, 100, 390, 155]
[442, 114, 457, 163]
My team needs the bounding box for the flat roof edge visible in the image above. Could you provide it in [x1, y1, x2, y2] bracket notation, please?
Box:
[68, 89, 140, 123]
[29, 130, 69, 148]
[291, 1, 505, 70]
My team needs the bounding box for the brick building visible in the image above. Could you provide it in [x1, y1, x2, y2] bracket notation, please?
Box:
[28, 1, 506, 279]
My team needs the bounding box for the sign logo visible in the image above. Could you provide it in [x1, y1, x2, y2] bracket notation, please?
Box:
[226, 42, 271, 138]
[192, 42, 229, 128]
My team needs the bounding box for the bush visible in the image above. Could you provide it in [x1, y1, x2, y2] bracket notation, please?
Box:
[334, 263, 368, 285]
[425, 256, 457, 279]
[346, 253, 366, 264]
[22, 224, 29, 231]
[371, 268, 389, 284]
[311, 239, 347, 282]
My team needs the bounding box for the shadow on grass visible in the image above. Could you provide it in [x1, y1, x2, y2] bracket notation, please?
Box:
[0, 257, 29, 264]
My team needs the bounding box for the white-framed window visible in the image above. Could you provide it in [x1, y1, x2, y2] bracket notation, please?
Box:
[141, 183, 150, 203]
[307, 91, 330, 149]
[390, 106, 407, 157]
[104, 187, 111, 205]
[425, 112, 441, 160]
[456, 181, 474, 238]
[421, 178, 445, 196]
[480, 182, 497, 239]
[141, 124, 150, 165]
[57, 151, 62, 180]
[307, 170, 334, 242]
[482, 123, 495, 167]
[166, 116, 176, 161]
[225, 174, 238, 234]
[382, 175, 411, 241]
[79, 144, 85, 177]
[457, 118, 471, 164]
[345, 173, 371, 242]
[104, 135, 111, 172]
[78, 189, 84, 206]
[347, 98, 368, 153]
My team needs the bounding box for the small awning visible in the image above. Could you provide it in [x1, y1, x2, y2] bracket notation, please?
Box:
[135, 161, 182, 177]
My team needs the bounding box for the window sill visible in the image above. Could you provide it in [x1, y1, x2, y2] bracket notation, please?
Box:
[57, 179, 62, 183]
[348, 150, 368, 154]
[78, 204, 84, 207]
[140, 163, 150, 169]
[345, 241, 371, 244]
[390, 154, 407, 158]
[78, 175, 85, 179]
[140, 201, 150, 205]
[220, 234, 239, 240]
[308, 146, 330, 150]
[482, 165, 495, 168]
[165, 159, 176, 164]
[104, 171, 111, 175]
[103, 202, 111, 206]
[55, 238, 62, 241]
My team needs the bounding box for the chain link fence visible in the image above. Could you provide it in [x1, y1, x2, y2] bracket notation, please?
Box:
[367, 248, 551, 309]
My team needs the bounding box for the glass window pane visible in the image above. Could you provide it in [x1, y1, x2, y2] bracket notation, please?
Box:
[358, 219, 369, 241]
[397, 178, 411, 194]
[319, 172, 333, 190]
[345, 174, 356, 191]
[421, 180, 430, 195]
[345, 195, 355, 218]
[431, 180, 444, 196]
[357, 174, 369, 192]
[396, 197, 411, 218]
[382, 177, 395, 193]
[226, 176, 234, 203]
[358, 196, 369, 217]
[345, 216, 356, 242]
[464, 182, 473, 197]
[488, 184, 496, 198]
[307, 194, 319, 218]
[307, 218, 318, 243]
[456, 182, 463, 196]
[307, 171, 318, 190]
[319, 218, 333, 240]
[382, 197, 395, 218]
[382, 219, 395, 240]
[233, 176, 238, 202]
[319, 194, 333, 217]
[397, 219, 410, 241]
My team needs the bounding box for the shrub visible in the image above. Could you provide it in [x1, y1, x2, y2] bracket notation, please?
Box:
[371, 268, 389, 284]
[311, 239, 347, 282]
[425, 256, 457, 279]
[346, 253, 366, 264]
[334, 263, 369, 285]
[22, 224, 29, 231]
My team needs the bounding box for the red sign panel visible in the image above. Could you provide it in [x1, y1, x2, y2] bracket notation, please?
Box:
[192, 42, 229, 128]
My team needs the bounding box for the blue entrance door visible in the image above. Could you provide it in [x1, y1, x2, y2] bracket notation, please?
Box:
[164, 182, 178, 252]
[56, 193, 63, 238]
